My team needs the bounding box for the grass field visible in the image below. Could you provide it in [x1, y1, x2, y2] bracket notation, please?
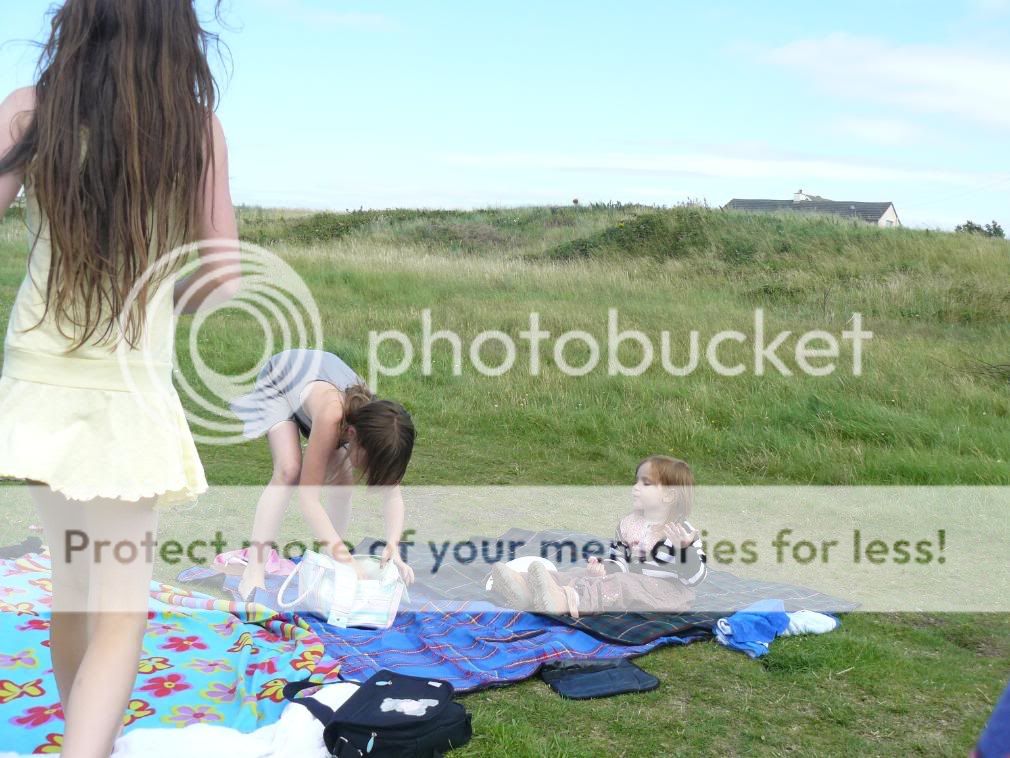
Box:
[1, 202, 1008, 755]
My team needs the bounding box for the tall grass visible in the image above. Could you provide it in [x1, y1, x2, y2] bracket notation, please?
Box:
[208, 203, 1010, 486]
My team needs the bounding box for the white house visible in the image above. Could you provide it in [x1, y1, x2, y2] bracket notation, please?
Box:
[723, 190, 901, 227]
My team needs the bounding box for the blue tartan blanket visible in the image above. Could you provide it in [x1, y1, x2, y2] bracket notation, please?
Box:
[176, 525, 857, 690]
[298, 597, 709, 693]
[200, 573, 710, 693]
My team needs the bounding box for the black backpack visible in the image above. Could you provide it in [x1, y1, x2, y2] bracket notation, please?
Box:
[283, 669, 473, 757]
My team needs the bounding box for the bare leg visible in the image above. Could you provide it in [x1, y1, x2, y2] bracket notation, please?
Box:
[28, 481, 92, 715]
[528, 562, 580, 615]
[239, 420, 302, 600]
[31, 485, 159, 758]
[64, 496, 157, 757]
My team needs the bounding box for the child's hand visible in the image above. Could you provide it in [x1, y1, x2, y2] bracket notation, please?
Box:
[329, 542, 355, 564]
[391, 555, 415, 586]
[380, 543, 415, 586]
[663, 522, 699, 548]
[330, 547, 369, 579]
[587, 557, 605, 577]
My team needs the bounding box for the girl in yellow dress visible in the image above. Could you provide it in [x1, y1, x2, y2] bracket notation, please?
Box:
[0, 2, 236, 755]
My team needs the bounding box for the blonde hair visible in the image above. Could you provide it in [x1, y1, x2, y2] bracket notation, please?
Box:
[637, 454, 695, 522]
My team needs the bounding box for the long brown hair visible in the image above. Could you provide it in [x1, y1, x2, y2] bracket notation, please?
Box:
[638, 454, 695, 521]
[0, 0, 229, 351]
[340, 382, 416, 487]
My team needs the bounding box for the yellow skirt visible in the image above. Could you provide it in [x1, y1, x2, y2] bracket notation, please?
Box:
[0, 346, 208, 510]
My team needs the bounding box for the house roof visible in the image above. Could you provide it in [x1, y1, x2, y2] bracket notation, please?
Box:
[723, 198, 894, 223]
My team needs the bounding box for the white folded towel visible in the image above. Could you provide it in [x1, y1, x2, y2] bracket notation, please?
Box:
[782, 609, 839, 636]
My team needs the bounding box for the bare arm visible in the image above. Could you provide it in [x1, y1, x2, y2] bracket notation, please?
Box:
[174, 112, 240, 313]
[322, 445, 354, 536]
[381, 484, 406, 554]
[0, 87, 33, 216]
[297, 405, 351, 561]
[378, 483, 414, 584]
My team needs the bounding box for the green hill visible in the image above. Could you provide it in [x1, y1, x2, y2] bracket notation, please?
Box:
[0, 203, 1007, 755]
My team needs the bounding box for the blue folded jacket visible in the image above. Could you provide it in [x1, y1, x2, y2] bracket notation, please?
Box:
[714, 598, 792, 658]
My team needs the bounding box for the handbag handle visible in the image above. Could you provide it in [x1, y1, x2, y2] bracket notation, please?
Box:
[282, 679, 338, 724]
[277, 551, 359, 610]
[275, 559, 312, 610]
[277, 552, 409, 615]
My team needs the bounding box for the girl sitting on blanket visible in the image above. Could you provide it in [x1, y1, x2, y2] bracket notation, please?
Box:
[492, 455, 707, 617]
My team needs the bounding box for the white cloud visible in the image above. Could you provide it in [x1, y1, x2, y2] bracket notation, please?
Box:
[971, 0, 1010, 13]
[764, 33, 1010, 128]
[439, 149, 1002, 188]
[831, 117, 928, 146]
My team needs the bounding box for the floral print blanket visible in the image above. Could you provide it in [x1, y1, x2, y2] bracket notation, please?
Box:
[0, 549, 340, 755]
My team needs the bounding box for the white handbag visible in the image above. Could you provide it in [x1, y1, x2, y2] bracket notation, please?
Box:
[277, 551, 409, 629]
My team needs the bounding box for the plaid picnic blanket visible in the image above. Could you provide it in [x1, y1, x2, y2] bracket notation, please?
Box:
[178, 558, 714, 693]
[177, 526, 858, 649]
[363, 527, 859, 645]
[298, 599, 710, 693]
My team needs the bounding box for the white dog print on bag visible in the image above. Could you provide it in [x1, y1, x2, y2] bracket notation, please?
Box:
[380, 697, 440, 716]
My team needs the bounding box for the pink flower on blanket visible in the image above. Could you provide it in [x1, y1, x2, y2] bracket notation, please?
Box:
[160, 635, 208, 653]
[203, 682, 238, 702]
[187, 658, 234, 674]
[147, 622, 181, 637]
[163, 704, 224, 727]
[140, 673, 191, 698]
[212, 619, 238, 635]
[11, 702, 63, 727]
[0, 650, 37, 669]
[17, 618, 48, 633]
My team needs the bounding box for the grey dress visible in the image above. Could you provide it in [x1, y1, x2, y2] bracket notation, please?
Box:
[229, 349, 368, 440]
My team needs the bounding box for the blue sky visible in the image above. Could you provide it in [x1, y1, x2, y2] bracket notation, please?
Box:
[2, 0, 1009, 228]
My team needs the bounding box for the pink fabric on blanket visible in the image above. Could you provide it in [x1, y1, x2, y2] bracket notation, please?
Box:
[212, 548, 296, 576]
